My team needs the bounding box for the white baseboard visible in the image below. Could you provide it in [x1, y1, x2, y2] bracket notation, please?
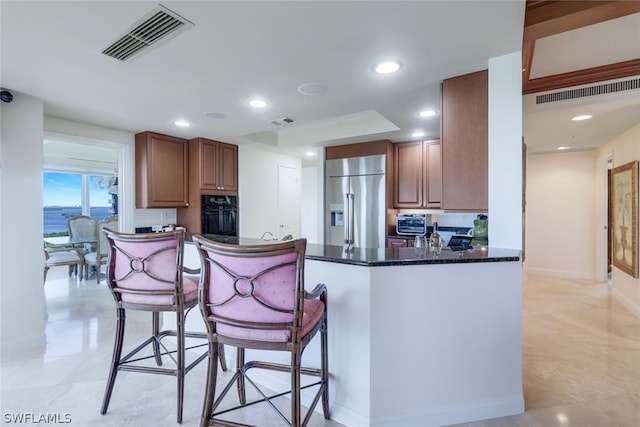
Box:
[612, 287, 640, 318]
[524, 267, 596, 281]
[363, 395, 524, 427]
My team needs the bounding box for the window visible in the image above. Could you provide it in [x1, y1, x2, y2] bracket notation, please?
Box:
[43, 171, 116, 237]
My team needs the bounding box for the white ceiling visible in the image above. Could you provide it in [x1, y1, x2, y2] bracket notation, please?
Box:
[1, 1, 638, 163]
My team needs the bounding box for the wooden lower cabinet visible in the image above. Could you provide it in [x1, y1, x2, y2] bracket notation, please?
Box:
[387, 237, 416, 248]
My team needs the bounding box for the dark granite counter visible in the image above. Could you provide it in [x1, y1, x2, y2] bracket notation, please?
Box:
[305, 244, 520, 266]
[187, 233, 521, 267]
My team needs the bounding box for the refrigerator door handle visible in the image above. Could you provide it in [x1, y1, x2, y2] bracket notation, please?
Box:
[347, 193, 355, 245]
[344, 193, 350, 244]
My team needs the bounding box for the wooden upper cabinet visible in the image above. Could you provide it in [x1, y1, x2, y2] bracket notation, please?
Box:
[191, 138, 238, 194]
[135, 131, 188, 208]
[393, 139, 441, 209]
[394, 141, 424, 207]
[441, 70, 488, 212]
[218, 142, 238, 192]
[425, 141, 442, 208]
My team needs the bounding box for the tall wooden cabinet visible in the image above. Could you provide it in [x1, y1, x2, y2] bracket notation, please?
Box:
[441, 70, 488, 212]
[177, 137, 238, 233]
[135, 131, 189, 208]
[393, 139, 441, 209]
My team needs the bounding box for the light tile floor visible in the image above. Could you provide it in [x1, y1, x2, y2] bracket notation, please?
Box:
[449, 274, 640, 427]
[2, 269, 639, 426]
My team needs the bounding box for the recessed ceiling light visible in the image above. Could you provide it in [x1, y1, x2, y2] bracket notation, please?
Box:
[557, 145, 571, 150]
[249, 99, 268, 108]
[305, 151, 315, 156]
[374, 61, 401, 74]
[174, 120, 191, 127]
[412, 131, 425, 138]
[419, 109, 437, 118]
[572, 115, 592, 121]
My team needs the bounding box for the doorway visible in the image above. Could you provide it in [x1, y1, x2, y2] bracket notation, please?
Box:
[277, 164, 300, 239]
[43, 133, 132, 232]
[595, 153, 614, 282]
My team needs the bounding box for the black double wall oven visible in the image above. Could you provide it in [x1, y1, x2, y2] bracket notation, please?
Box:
[201, 195, 238, 236]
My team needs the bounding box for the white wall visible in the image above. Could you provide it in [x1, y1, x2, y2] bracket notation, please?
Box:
[238, 145, 301, 240]
[488, 52, 523, 250]
[526, 151, 598, 279]
[0, 91, 47, 357]
[598, 123, 640, 315]
[301, 166, 320, 243]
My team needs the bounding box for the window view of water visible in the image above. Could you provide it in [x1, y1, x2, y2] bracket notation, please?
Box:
[44, 206, 114, 234]
[44, 171, 117, 236]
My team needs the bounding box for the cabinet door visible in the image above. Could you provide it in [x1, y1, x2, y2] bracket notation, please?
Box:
[425, 141, 442, 208]
[441, 70, 488, 211]
[387, 238, 408, 249]
[197, 139, 238, 193]
[394, 141, 424, 208]
[218, 142, 238, 192]
[200, 139, 220, 190]
[135, 132, 188, 208]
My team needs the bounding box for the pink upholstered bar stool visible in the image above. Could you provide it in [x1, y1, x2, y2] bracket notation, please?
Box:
[100, 228, 226, 423]
[193, 235, 330, 427]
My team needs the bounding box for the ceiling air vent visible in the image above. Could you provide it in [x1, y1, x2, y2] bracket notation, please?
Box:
[270, 117, 296, 126]
[101, 5, 193, 62]
[536, 77, 640, 105]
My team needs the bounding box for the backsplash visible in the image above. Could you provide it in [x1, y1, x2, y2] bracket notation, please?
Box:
[134, 208, 177, 230]
[396, 210, 483, 229]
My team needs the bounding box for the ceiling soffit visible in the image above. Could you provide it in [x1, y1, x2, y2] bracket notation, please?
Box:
[522, 1, 640, 95]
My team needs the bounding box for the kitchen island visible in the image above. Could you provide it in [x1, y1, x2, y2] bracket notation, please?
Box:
[179, 236, 524, 427]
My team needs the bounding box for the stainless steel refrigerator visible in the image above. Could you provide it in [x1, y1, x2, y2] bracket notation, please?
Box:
[325, 154, 386, 248]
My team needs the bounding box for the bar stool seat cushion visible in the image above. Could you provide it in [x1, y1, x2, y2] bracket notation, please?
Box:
[218, 298, 324, 342]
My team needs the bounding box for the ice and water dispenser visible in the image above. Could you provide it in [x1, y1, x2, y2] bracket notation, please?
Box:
[329, 204, 344, 227]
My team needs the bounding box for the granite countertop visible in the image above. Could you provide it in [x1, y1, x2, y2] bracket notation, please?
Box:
[187, 233, 521, 267]
[305, 244, 520, 266]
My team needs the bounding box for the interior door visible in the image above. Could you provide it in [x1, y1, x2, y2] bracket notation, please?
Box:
[277, 164, 300, 239]
[595, 154, 610, 282]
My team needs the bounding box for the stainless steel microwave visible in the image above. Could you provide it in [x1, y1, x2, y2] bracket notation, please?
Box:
[396, 213, 427, 236]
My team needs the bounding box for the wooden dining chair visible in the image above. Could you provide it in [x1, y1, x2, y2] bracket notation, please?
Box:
[193, 235, 329, 427]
